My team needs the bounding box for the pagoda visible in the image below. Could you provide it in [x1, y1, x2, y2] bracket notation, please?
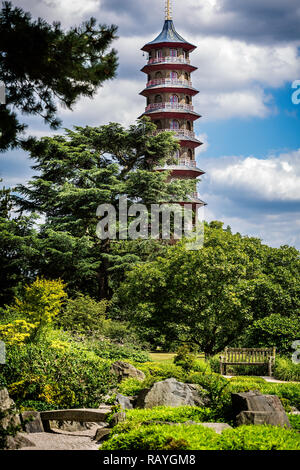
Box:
[139, 0, 206, 209]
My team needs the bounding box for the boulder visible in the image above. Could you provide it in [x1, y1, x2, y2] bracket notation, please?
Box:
[21, 411, 44, 433]
[236, 411, 291, 427]
[109, 411, 127, 427]
[49, 421, 98, 432]
[232, 391, 291, 428]
[6, 433, 36, 450]
[135, 378, 209, 409]
[110, 361, 145, 382]
[0, 388, 20, 430]
[115, 393, 134, 410]
[94, 427, 111, 442]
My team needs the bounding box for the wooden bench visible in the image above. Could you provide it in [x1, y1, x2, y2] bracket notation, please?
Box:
[219, 347, 276, 376]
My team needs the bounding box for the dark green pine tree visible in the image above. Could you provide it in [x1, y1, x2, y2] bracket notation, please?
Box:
[14, 118, 195, 299]
[0, 1, 118, 150]
[0, 185, 40, 307]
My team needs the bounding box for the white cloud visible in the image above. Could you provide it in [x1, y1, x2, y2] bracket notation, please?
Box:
[205, 150, 300, 201]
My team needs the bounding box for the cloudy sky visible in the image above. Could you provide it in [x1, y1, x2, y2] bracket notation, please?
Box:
[1, 0, 300, 249]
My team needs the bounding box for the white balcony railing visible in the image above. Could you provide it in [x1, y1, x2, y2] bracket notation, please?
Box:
[148, 56, 191, 65]
[146, 78, 193, 88]
[153, 128, 196, 139]
[178, 159, 197, 168]
[146, 102, 194, 112]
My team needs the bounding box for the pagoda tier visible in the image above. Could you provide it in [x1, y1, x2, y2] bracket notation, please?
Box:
[140, 14, 206, 207]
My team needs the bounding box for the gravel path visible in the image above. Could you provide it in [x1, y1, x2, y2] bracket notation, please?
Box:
[20, 426, 101, 451]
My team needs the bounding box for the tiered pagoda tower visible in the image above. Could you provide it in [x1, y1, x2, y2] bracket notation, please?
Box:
[139, 0, 206, 209]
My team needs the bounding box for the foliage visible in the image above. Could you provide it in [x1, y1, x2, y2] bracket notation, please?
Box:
[88, 338, 150, 363]
[0, 1, 118, 150]
[56, 293, 108, 334]
[2, 343, 116, 409]
[111, 406, 216, 430]
[288, 414, 300, 431]
[102, 423, 219, 451]
[245, 314, 300, 355]
[216, 425, 300, 450]
[101, 422, 300, 451]
[273, 356, 300, 382]
[117, 378, 145, 397]
[117, 222, 300, 354]
[173, 345, 196, 372]
[8, 277, 67, 340]
[0, 319, 37, 345]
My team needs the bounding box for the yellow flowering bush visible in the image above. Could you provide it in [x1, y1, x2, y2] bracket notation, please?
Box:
[0, 319, 37, 345]
[11, 277, 67, 325]
[38, 383, 76, 407]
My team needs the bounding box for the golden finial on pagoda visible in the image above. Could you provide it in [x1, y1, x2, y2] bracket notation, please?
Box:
[165, 0, 172, 20]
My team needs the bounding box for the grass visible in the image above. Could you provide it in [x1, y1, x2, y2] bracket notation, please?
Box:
[149, 353, 205, 364]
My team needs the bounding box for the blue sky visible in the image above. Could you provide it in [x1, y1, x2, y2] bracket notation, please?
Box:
[1, 0, 300, 249]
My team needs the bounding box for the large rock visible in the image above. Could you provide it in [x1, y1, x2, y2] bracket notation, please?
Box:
[0, 388, 20, 430]
[135, 378, 209, 409]
[0, 388, 36, 449]
[21, 411, 44, 433]
[110, 361, 145, 383]
[232, 391, 291, 428]
[115, 393, 134, 410]
[94, 427, 111, 442]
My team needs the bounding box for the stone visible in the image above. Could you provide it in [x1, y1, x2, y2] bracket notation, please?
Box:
[184, 422, 232, 434]
[115, 393, 134, 410]
[0, 388, 21, 430]
[94, 427, 111, 442]
[135, 378, 209, 409]
[21, 411, 44, 433]
[109, 411, 127, 427]
[6, 433, 36, 450]
[110, 361, 145, 382]
[232, 391, 291, 428]
[236, 411, 291, 427]
[49, 420, 98, 432]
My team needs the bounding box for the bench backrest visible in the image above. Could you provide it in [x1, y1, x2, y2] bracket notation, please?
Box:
[221, 347, 276, 363]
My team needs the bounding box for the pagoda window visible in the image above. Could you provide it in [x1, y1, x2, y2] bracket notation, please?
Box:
[170, 119, 180, 130]
[154, 120, 162, 129]
[170, 71, 178, 79]
[154, 94, 162, 103]
[185, 96, 191, 104]
[184, 72, 189, 81]
[156, 49, 163, 59]
[170, 94, 179, 104]
[155, 71, 162, 79]
[187, 149, 193, 160]
[186, 121, 192, 131]
[170, 48, 177, 57]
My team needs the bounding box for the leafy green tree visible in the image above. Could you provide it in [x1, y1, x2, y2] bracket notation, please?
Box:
[117, 222, 300, 355]
[13, 118, 193, 298]
[245, 314, 300, 355]
[0, 1, 118, 150]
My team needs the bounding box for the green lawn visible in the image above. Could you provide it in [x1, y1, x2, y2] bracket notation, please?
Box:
[149, 352, 205, 364]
